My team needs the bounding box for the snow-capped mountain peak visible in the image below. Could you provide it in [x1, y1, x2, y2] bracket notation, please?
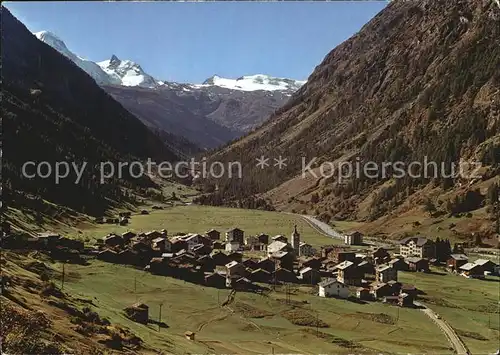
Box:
[34, 31, 68, 53]
[97, 55, 158, 88]
[33, 30, 306, 93]
[34, 31, 118, 86]
[198, 74, 306, 93]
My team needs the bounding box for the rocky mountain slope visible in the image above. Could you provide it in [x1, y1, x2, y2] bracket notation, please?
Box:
[197, 0, 500, 240]
[2, 7, 179, 216]
[35, 31, 306, 148]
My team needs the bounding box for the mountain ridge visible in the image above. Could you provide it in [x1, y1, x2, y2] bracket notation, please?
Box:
[196, 0, 500, 240]
[35, 30, 306, 93]
[35, 29, 306, 149]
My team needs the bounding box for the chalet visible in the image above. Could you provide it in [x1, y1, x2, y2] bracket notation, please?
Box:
[388, 258, 409, 271]
[225, 241, 240, 252]
[211, 252, 230, 266]
[273, 268, 297, 283]
[252, 243, 267, 252]
[242, 258, 259, 270]
[192, 244, 212, 255]
[226, 228, 244, 244]
[212, 241, 224, 250]
[144, 230, 162, 241]
[204, 272, 226, 288]
[370, 283, 392, 299]
[226, 261, 247, 278]
[57, 237, 84, 251]
[299, 242, 314, 257]
[257, 258, 276, 273]
[119, 217, 129, 226]
[146, 257, 169, 274]
[387, 280, 402, 295]
[131, 240, 152, 253]
[321, 246, 335, 259]
[118, 249, 139, 265]
[250, 268, 271, 283]
[376, 265, 398, 283]
[336, 251, 356, 263]
[257, 233, 270, 245]
[245, 235, 259, 247]
[97, 249, 118, 262]
[267, 241, 291, 255]
[399, 292, 414, 307]
[356, 287, 371, 300]
[227, 252, 243, 263]
[103, 234, 123, 248]
[233, 277, 257, 291]
[122, 231, 136, 243]
[474, 259, 498, 274]
[206, 229, 221, 240]
[447, 254, 469, 272]
[383, 295, 400, 305]
[299, 267, 321, 284]
[300, 257, 322, 270]
[459, 262, 484, 278]
[344, 231, 363, 246]
[184, 234, 204, 250]
[372, 248, 391, 265]
[335, 260, 362, 286]
[400, 284, 417, 298]
[152, 237, 171, 252]
[357, 260, 375, 275]
[141, 210, 149, 215]
[399, 236, 435, 259]
[405, 257, 429, 272]
[318, 279, 349, 298]
[37, 232, 61, 248]
[124, 303, 149, 324]
[270, 251, 295, 271]
[272, 235, 288, 243]
[170, 239, 188, 253]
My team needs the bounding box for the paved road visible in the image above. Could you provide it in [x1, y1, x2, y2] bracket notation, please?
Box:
[415, 302, 469, 355]
[292, 213, 343, 240]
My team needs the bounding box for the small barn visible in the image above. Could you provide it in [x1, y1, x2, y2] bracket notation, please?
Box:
[124, 303, 149, 324]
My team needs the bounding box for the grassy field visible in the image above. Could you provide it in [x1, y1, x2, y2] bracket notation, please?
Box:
[399, 270, 500, 354]
[64, 205, 343, 248]
[59, 260, 454, 355]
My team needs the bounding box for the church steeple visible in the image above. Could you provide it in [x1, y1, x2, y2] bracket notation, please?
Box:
[291, 225, 301, 255]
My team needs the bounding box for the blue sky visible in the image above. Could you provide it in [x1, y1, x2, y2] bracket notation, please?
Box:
[4, 1, 387, 83]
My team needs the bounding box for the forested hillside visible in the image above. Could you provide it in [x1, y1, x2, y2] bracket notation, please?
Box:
[196, 0, 499, 238]
[1, 7, 179, 216]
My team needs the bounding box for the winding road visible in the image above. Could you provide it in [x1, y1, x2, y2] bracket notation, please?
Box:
[414, 302, 469, 355]
[298, 214, 343, 239]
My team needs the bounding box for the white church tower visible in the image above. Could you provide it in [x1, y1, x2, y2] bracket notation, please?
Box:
[291, 225, 301, 255]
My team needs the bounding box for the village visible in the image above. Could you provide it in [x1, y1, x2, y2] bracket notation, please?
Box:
[3, 216, 498, 312]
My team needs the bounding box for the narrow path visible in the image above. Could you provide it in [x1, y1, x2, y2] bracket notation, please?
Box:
[415, 302, 469, 355]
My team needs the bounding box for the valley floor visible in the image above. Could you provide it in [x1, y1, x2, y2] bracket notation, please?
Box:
[4, 205, 499, 354]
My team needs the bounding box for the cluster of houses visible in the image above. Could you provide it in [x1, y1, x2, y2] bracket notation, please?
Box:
[91, 226, 320, 291]
[2, 218, 498, 307]
[1, 231, 85, 263]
